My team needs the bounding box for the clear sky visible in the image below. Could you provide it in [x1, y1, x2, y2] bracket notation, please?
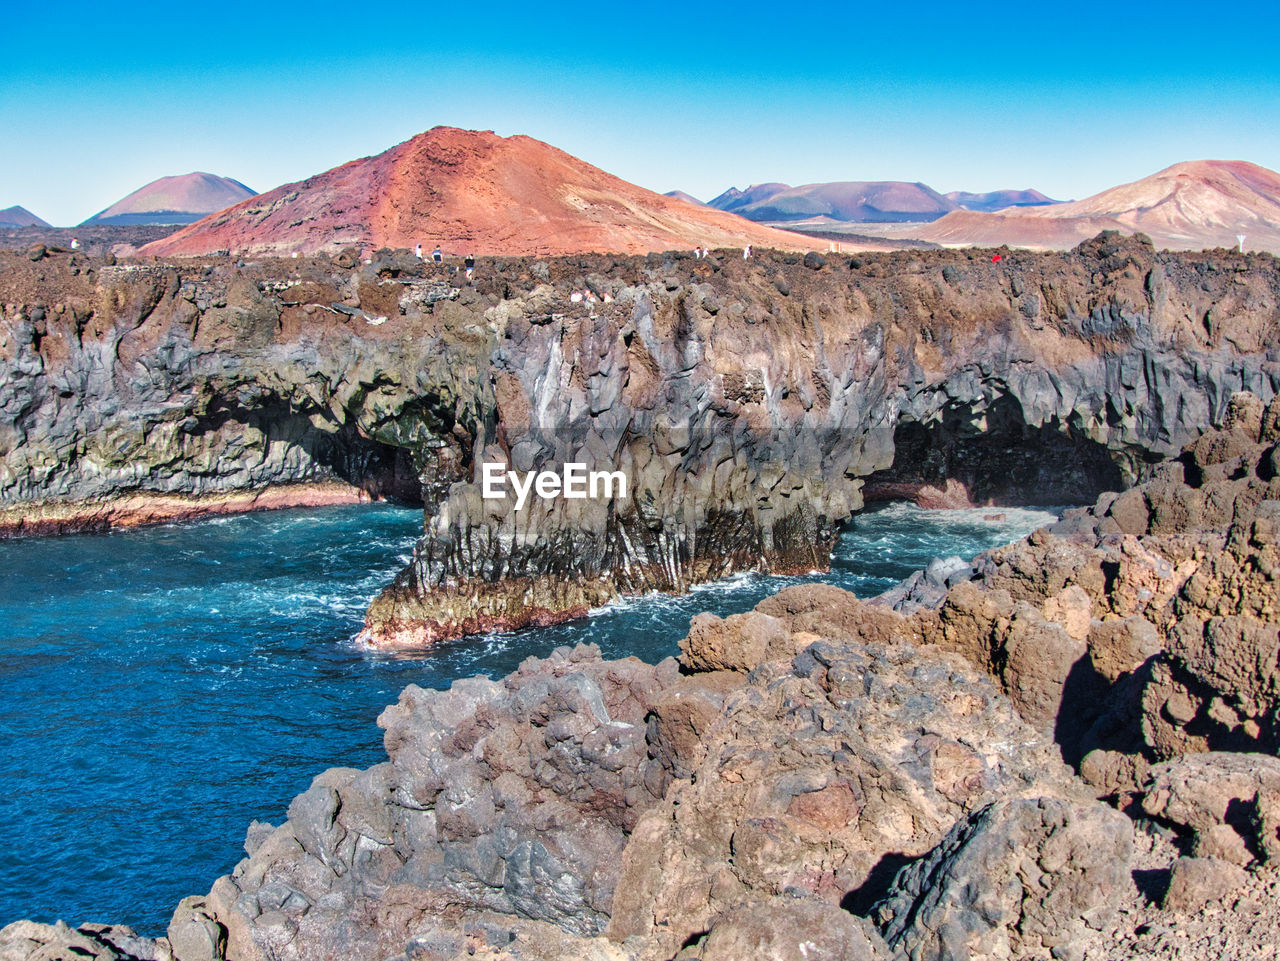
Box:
[5, 0, 1279, 226]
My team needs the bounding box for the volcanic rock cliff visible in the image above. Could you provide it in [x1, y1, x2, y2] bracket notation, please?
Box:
[359, 233, 1279, 647]
[6, 407, 1280, 961]
[3, 235, 1279, 649]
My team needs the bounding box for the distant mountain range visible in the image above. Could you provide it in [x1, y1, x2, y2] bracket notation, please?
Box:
[697, 182, 1062, 224]
[83, 173, 256, 226]
[684, 160, 1280, 253]
[663, 190, 706, 206]
[942, 189, 1060, 212]
[142, 128, 814, 258]
[706, 183, 791, 214]
[23, 137, 1271, 256]
[716, 181, 958, 223]
[909, 160, 1280, 252]
[0, 205, 51, 228]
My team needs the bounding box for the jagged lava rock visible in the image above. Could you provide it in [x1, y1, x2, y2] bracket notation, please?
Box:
[607, 596, 1083, 960]
[3, 236, 1278, 646]
[874, 796, 1135, 961]
[1161, 857, 1250, 913]
[891, 398, 1280, 777]
[685, 895, 891, 961]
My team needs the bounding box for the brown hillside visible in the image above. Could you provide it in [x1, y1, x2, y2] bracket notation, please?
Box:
[916, 160, 1280, 252]
[142, 128, 816, 258]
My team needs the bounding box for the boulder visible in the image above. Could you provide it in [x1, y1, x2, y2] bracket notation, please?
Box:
[1141, 752, 1280, 865]
[168, 896, 227, 961]
[0, 920, 168, 961]
[875, 796, 1134, 961]
[1161, 857, 1249, 913]
[196, 645, 678, 960]
[678, 611, 794, 673]
[607, 636, 1078, 959]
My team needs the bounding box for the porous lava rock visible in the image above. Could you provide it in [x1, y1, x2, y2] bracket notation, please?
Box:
[874, 796, 1135, 961]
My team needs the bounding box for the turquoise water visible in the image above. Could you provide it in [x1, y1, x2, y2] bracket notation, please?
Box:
[0, 501, 1058, 933]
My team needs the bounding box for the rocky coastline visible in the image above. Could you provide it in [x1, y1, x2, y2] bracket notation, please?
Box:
[4, 234, 1276, 646]
[4, 399, 1278, 961]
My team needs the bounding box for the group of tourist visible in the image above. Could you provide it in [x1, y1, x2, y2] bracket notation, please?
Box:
[693, 245, 752, 259]
[414, 243, 476, 279]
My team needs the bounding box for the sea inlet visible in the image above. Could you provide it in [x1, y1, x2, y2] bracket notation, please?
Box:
[0, 501, 1058, 933]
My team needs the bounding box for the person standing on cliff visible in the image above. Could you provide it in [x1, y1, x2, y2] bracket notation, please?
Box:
[465, 254, 475, 280]
[415, 243, 423, 259]
[432, 246, 443, 263]
[743, 245, 752, 259]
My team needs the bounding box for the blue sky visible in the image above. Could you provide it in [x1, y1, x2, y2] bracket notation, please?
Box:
[5, 0, 1279, 226]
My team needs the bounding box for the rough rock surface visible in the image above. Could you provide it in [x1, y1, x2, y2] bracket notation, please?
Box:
[4, 236, 1278, 646]
[607, 623, 1081, 960]
[682, 896, 891, 961]
[1161, 857, 1250, 913]
[874, 797, 1135, 961]
[187, 646, 677, 961]
[1141, 752, 1280, 865]
[899, 401, 1280, 778]
[0, 920, 168, 960]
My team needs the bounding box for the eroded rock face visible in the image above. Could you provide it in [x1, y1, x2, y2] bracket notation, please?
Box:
[6, 241, 1280, 960]
[1161, 857, 1250, 913]
[685, 896, 891, 961]
[5, 236, 1278, 645]
[1141, 752, 1280, 866]
[0, 920, 168, 961]
[0, 249, 474, 534]
[364, 236, 1280, 646]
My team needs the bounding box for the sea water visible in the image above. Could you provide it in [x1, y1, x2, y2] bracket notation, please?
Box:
[0, 501, 1058, 933]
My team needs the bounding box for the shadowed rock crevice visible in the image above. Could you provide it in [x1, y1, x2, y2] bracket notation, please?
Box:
[181, 398, 430, 507]
[841, 852, 915, 916]
[863, 394, 1127, 508]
